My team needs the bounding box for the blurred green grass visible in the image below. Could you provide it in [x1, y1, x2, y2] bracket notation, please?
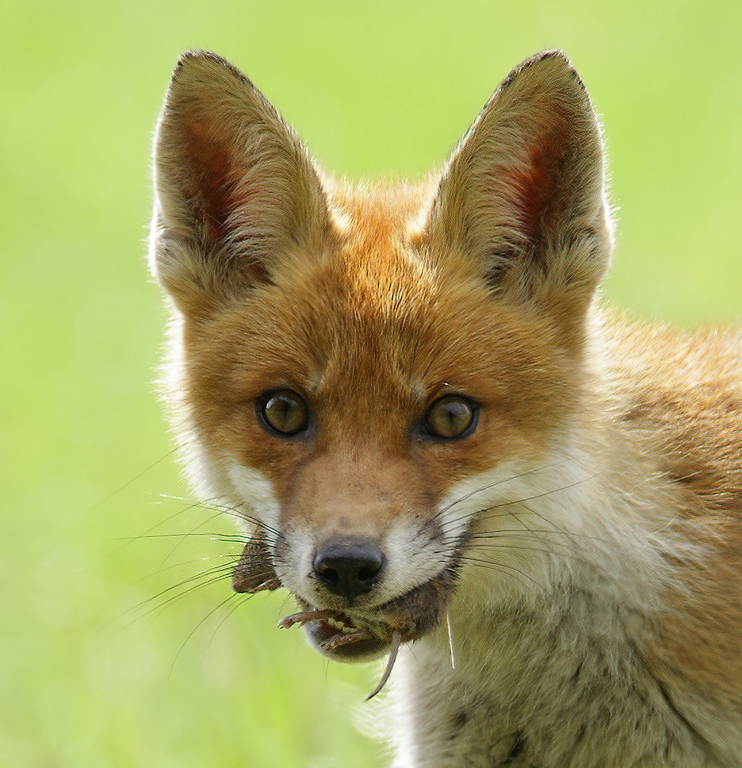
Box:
[1, 1, 740, 766]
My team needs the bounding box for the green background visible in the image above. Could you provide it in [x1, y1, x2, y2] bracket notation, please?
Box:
[2, 1, 740, 766]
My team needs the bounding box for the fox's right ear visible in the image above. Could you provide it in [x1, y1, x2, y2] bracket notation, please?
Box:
[150, 51, 329, 315]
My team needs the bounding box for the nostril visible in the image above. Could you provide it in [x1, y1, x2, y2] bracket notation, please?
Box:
[312, 539, 385, 599]
[358, 565, 379, 584]
[314, 561, 340, 586]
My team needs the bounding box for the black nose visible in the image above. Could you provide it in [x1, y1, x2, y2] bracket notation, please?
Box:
[312, 539, 385, 599]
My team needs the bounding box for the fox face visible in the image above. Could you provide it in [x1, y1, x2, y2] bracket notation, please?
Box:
[150, 51, 612, 663]
[149, 49, 742, 767]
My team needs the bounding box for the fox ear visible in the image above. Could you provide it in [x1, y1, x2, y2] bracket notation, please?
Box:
[427, 51, 612, 317]
[150, 51, 329, 314]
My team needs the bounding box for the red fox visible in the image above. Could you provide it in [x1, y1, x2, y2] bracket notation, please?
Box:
[149, 50, 742, 767]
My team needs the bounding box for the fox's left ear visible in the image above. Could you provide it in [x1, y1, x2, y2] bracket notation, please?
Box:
[427, 51, 612, 321]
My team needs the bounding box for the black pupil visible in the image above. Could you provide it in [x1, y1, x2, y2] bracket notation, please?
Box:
[429, 397, 473, 437]
[265, 392, 306, 434]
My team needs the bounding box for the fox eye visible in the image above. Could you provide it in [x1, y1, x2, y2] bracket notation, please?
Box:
[424, 395, 477, 440]
[258, 390, 310, 436]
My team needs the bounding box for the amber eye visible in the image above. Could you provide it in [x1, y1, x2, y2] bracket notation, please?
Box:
[258, 390, 310, 436]
[424, 395, 477, 439]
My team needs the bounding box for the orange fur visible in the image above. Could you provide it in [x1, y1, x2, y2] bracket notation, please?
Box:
[150, 50, 741, 767]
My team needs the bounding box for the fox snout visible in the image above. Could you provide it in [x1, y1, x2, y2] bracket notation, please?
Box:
[311, 537, 386, 600]
[273, 510, 459, 663]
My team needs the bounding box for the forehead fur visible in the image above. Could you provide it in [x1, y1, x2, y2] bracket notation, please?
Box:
[182, 180, 576, 450]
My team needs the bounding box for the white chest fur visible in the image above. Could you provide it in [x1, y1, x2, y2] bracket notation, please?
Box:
[388, 586, 715, 768]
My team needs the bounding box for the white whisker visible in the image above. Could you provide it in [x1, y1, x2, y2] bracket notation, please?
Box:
[446, 612, 456, 671]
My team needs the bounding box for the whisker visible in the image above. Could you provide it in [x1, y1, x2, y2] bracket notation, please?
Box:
[446, 613, 456, 671]
[153, 493, 284, 541]
[159, 511, 244, 567]
[275, 592, 294, 624]
[431, 460, 569, 524]
[141, 573, 236, 621]
[456, 554, 542, 588]
[465, 540, 612, 579]
[133, 557, 229, 585]
[113, 532, 249, 543]
[468, 520, 613, 548]
[124, 563, 238, 624]
[443, 471, 604, 532]
[88, 448, 179, 512]
[209, 593, 254, 642]
[112, 502, 204, 554]
[169, 592, 239, 678]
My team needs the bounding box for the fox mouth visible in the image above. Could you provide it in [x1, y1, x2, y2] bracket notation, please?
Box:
[279, 563, 460, 662]
[232, 529, 461, 680]
[280, 608, 388, 659]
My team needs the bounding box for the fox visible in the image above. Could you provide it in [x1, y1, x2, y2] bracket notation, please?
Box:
[148, 49, 742, 767]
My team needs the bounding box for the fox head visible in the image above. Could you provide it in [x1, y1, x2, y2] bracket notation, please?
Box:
[150, 51, 612, 662]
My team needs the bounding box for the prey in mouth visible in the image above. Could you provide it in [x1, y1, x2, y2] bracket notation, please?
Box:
[232, 528, 460, 698]
[279, 609, 403, 700]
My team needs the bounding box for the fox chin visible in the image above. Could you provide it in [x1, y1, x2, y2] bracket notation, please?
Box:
[149, 49, 742, 768]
